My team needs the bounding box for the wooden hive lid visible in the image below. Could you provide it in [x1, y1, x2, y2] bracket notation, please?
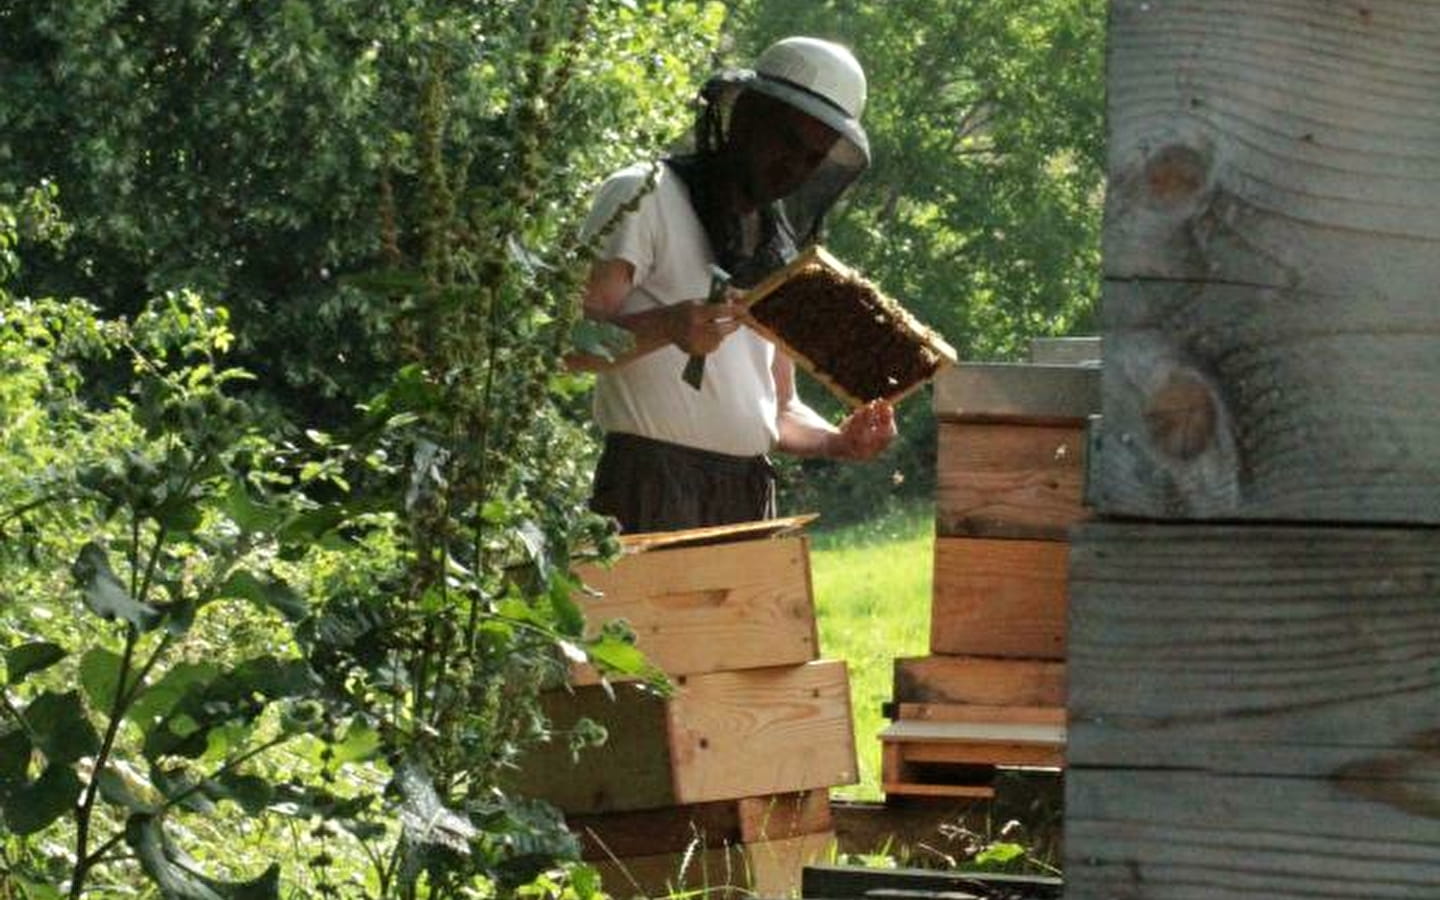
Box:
[740, 246, 959, 409]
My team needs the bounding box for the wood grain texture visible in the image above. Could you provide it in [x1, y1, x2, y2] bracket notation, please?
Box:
[936, 421, 1089, 540]
[1098, 0, 1440, 522]
[893, 702, 1066, 726]
[934, 363, 1101, 423]
[881, 719, 1066, 768]
[930, 537, 1070, 659]
[1067, 522, 1440, 897]
[1030, 336, 1102, 365]
[570, 536, 817, 685]
[1067, 771, 1440, 899]
[511, 662, 856, 814]
[893, 656, 1067, 708]
[669, 661, 857, 805]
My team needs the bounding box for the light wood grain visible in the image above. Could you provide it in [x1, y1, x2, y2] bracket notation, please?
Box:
[668, 660, 857, 805]
[893, 656, 1067, 708]
[1097, 0, 1440, 523]
[1067, 523, 1440, 897]
[930, 537, 1070, 659]
[1030, 336, 1102, 365]
[571, 536, 817, 684]
[936, 421, 1089, 540]
[894, 702, 1066, 726]
[511, 662, 855, 815]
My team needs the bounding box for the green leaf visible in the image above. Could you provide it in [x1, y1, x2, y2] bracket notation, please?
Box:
[9, 876, 63, 900]
[547, 573, 585, 638]
[206, 771, 274, 815]
[2, 762, 82, 835]
[393, 758, 475, 857]
[128, 661, 219, 735]
[80, 646, 138, 712]
[974, 841, 1027, 868]
[126, 813, 280, 899]
[583, 636, 651, 678]
[0, 728, 33, 784]
[97, 760, 162, 813]
[328, 721, 380, 765]
[223, 481, 283, 533]
[71, 542, 163, 631]
[218, 570, 308, 622]
[5, 641, 66, 684]
[25, 691, 100, 765]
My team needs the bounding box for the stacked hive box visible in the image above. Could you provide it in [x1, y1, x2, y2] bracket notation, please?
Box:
[509, 520, 855, 898]
[881, 338, 1100, 798]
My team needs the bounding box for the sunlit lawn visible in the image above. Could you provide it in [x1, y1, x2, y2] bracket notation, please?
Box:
[808, 501, 934, 802]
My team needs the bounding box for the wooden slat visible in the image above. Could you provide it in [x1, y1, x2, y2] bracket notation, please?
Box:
[1095, 0, 1440, 524]
[802, 865, 1064, 900]
[1029, 336, 1102, 365]
[893, 702, 1066, 726]
[570, 789, 830, 860]
[930, 537, 1069, 659]
[893, 656, 1067, 708]
[881, 743, 997, 800]
[1067, 771, 1440, 899]
[1067, 523, 1440, 896]
[936, 421, 1088, 540]
[571, 535, 817, 684]
[510, 662, 855, 815]
[882, 721, 1066, 773]
[615, 513, 817, 554]
[668, 660, 857, 806]
[881, 781, 996, 801]
[881, 720, 1066, 747]
[933, 363, 1100, 424]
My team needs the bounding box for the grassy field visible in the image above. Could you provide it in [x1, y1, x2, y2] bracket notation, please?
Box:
[807, 501, 935, 802]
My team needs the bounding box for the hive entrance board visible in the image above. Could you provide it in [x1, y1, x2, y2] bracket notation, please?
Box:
[741, 246, 958, 408]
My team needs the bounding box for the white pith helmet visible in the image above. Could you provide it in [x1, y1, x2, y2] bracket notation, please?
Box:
[719, 36, 871, 166]
[756, 37, 867, 122]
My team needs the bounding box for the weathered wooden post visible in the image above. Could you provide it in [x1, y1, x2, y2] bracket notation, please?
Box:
[1067, 2, 1440, 897]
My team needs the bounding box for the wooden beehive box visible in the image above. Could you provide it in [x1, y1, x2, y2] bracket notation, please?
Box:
[930, 362, 1100, 659]
[569, 515, 819, 685]
[881, 354, 1099, 798]
[511, 660, 857, 815]
[511, 518, 857, 820]
[741, 245, 958, 408]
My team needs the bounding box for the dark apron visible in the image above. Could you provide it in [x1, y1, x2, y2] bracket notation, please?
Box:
[590, 432, 777, 534]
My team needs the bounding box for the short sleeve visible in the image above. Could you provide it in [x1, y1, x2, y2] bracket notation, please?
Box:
[582, 164, 661, 284]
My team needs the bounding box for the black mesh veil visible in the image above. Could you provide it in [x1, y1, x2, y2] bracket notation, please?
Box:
[664, 70, 870, 289]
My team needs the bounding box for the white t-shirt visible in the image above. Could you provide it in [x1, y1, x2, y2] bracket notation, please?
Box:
[583, 162, 779, 457]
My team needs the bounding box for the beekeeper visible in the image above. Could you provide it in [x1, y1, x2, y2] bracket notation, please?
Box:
[572, 37, 896, 533]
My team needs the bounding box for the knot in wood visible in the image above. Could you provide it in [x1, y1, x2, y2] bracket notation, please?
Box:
[1143, 145, 1209, 208]
[1143, 371, 1217, 461]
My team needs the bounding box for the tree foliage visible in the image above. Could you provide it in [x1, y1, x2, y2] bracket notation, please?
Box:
[1, 2, 725, 897]
[0, 0, 722, 418]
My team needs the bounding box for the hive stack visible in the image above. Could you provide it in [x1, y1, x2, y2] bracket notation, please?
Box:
[509, 519, 854, 898]
[880, 338, 1100, 799]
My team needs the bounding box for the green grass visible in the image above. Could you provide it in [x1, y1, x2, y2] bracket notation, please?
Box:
[808, 500, 935, 801]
